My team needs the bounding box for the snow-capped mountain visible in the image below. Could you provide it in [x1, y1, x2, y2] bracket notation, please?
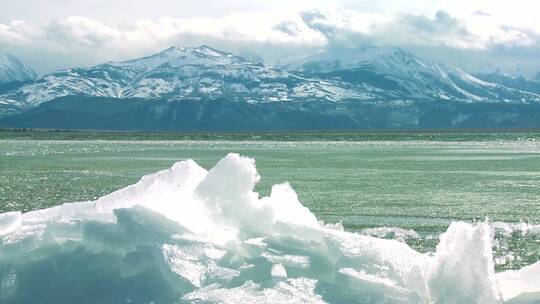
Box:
[0, 54, 37, 83]
[0, 46, 368, 112]
[4, 45, 540, 115]
[2, 45, 540, 130]
[475, 73, 540, 95]
[284, 47, 540, 102]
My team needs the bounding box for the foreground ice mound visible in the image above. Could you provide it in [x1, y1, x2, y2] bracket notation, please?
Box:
[0, 153, 539, 303]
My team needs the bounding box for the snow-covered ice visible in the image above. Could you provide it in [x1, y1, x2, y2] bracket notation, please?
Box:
[0, 153, 539, 303]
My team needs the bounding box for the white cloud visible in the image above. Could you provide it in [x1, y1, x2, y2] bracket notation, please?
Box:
[0, 7, 538, 76]
[0, 21, 36, 45]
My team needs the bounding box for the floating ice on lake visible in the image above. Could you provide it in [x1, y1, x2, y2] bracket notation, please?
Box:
[360, 226, 421, 242]
[0, 153, 539, 303]
[492, 221, 540, 237]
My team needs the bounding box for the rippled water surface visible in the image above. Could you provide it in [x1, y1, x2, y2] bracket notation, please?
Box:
[1, 132, 540, 270]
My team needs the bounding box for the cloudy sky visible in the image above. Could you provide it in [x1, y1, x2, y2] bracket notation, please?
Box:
[1, 0, 539, 77]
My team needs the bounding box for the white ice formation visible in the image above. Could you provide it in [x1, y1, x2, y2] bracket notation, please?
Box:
[0, 153, 539, 303]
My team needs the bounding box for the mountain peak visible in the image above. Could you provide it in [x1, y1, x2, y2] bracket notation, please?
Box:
[159, 46, 185, 53]
[159, 45, 228, 57]
[384, 46, 413, 58]
[191, 45, 233, 59]
[283, 46, 417, 73]
[2, 44, 539, 120]
[197, 44, 222, 53]
[0, 54, 37, 83]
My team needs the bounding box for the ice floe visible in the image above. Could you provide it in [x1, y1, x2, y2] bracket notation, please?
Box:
[0, 153, 539, 303]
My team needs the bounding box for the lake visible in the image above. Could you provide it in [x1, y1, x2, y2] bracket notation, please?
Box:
[1, 131, 540, 270]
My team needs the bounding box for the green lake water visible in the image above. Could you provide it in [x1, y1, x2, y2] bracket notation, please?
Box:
[1, 131, 540, 270]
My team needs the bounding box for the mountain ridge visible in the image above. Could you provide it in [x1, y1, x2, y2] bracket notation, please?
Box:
[1, 45, 540, 130]
[283, 47, 539, 102]
[2, 45, 540, 113]
[0, 45, 371, 112]
[0, 54, 37, 84]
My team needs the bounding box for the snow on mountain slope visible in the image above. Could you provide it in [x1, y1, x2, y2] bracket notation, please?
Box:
[0, 54, 37, 83]
[283, 47, 392, 73]
[1, 46, 539, 115]
[123, 46, 372, 101]
[1, 68, 125, 110]
[122, 46, 294, 100]
[0, 46, 364, 110]
[0, 47, 193, 109]
[284, 47, 540, 102]
[475, 73, 540, 95]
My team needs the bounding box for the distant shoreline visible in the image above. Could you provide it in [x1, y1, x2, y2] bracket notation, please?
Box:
[2, 127, 540, 141]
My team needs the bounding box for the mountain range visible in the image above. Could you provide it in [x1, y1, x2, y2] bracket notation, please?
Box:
[1, 46, 540, 130]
